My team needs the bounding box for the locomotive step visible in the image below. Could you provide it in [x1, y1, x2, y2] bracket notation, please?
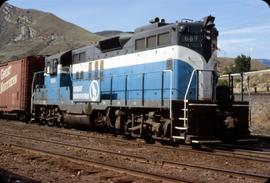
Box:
[175, 126, 188, 130]
[172, 136, 185, 139]
[179, 117, 187, 121]
[191, 140, 221, 144]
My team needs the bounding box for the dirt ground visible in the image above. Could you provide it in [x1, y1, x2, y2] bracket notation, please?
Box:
[248, 94, 270, 135]
[0, 121, 269, 183]
[0, 143, 156, 183]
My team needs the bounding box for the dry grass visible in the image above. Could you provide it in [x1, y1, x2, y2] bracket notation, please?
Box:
[217, 57, 267, 75]
[249, 96, 270, 135]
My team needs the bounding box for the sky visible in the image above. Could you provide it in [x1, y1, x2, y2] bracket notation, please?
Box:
[8, 0, 270, 59]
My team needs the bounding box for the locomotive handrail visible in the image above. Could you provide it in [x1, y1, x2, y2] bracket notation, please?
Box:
[69, 69, 171, 81]
[68, 67, 189, 99]
[184, 69, 197, 101]
[184, 69, 215, 101]
[181, 69, 215, 129]
[220, 72, 252, 125]
[30, 71, 44, 114]
[69, 69, 173, 118]
[106, 70, 173, 118]
[163, 70, 173, 119]
[182, 69, 199, 129]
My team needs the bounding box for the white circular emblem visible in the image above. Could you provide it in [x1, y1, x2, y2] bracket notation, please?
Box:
[89, 80, 100, 101]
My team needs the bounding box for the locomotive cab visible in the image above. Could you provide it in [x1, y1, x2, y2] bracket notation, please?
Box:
[32, 50, 74, 125]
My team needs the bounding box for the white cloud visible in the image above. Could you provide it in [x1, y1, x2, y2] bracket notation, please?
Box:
[219, 38, 255, 45]
[221, 23, 270, 35]
[218, 38, 254, 57]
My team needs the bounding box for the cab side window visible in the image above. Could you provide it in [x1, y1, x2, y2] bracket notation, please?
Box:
[52, 58, 58, 74]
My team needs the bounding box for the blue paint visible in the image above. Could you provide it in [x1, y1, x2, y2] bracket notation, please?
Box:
[33, 59, 197, 107]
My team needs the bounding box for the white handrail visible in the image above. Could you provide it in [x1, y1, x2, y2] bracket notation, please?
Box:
[30, 71, 44, 114]
[163, 70, 173, 119]
[184, 69, 198, 101]
[184, 69, 214, 101]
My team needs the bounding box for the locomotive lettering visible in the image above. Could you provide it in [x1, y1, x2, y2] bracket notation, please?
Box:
[73, 93, 90, 100]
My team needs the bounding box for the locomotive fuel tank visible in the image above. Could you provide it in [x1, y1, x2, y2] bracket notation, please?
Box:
[63, 114, 93, 128]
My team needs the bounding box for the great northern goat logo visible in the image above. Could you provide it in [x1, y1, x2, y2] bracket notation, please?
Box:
[89, 80, 100, 101]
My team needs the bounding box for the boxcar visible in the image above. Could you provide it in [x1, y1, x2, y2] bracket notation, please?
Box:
[0, 56, 44, 120]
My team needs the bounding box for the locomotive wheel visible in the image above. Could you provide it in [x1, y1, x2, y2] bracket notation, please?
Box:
[142, 124, 154, 143]
[18, 112, 27, 122]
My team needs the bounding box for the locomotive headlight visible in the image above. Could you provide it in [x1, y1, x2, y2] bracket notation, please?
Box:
[178, 25, 186, 32]
[203, 16, 215, 41]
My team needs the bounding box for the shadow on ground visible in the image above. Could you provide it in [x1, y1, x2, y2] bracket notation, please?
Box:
[0, 168, 40, 183]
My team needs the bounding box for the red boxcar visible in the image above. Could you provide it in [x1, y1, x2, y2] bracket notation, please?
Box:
[0, 56, 44, 119]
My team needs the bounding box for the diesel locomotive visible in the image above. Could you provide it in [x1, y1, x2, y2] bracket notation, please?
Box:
[2, 16, 250, 144]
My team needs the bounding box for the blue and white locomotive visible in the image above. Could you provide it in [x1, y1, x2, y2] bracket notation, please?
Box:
[32, 16, 250, 144]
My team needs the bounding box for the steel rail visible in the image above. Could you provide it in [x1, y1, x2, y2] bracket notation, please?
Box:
[0, 132, 269, 180]
[2, 121, 270, 163]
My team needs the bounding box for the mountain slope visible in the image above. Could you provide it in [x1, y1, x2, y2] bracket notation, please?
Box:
[0, 3, 103, 62]
[95, 30, 123, 37]
[216, 57, 268, 74]
[257, 59, 270, 67]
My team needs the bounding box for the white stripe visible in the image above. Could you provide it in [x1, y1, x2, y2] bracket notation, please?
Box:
[72, 45, 213, 74]
[188, 103, 217, 106]
[71, 45, 216, 100]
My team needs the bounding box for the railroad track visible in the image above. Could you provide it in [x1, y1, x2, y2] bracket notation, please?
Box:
[0, 131, 269, 182]
[42, 127, 270, 163]
[2, 120, 270, 163]
[0, 132, 187, 183]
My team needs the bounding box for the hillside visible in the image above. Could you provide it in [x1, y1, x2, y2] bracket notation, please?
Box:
[0, 3, 103, 63]
[95, 30, 123, 37]
[257, 59, 270, 67]
[0, 2, 269, 73]
[216, 57, 268, 74]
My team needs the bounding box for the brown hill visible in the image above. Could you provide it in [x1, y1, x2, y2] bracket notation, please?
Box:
[216, 57, 267, 74]
[0, 3, 103, 62]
